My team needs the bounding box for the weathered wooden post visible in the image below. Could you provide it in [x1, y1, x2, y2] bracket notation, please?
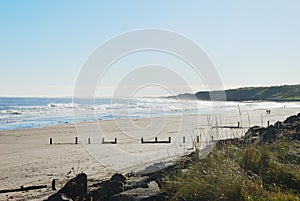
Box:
[52, 179, 56, 190]
[169, 137, 171, 143]
[102, 138, 117, 144]
[141, 137, 144, 143]
[238, 121, 240, 128]
[88, 138, 90, 144]
[50, 138, 53, 145]
[75, 137, 78, 144]
[155, 137, 158, 142]
[267, 121, 270, 127]
[183, 136, 185, 143]
[196, 136, 200, 143]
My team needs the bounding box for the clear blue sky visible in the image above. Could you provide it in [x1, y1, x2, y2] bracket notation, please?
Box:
[0, 0, 299, 97]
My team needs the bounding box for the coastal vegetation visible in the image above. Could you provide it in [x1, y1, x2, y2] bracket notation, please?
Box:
[170, 84, 300, 101]
[162, 114, 300, 200]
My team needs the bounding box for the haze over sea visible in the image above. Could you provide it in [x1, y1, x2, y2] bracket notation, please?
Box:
[1, 97, 299, 131]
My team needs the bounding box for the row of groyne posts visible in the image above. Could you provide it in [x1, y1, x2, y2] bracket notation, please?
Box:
[49, 121, 260, 145]
[212, 120, 271, 129]
[49, 136, 202, 145]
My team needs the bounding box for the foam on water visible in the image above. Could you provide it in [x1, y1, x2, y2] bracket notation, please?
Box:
[0, 97, 299, 131]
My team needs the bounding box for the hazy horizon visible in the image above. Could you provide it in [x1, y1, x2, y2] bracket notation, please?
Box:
[0, 83, 298, 98]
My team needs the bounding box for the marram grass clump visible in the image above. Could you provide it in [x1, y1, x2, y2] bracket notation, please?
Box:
[162, 141, 300, 201]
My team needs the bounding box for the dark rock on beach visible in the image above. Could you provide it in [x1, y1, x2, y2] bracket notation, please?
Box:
[217, 113, 300, 148]
[89, 173, 126, 200]
[261, 126, 278, 143]
[284, 115, 298, 125]
[46, 173, 87, 201]
[46, 193, 73, 201]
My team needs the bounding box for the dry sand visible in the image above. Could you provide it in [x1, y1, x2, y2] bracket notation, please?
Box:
[0, 106, 299, 200]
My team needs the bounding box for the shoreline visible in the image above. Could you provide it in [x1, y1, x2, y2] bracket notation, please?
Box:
[1, 99, 300, 132]
[1, 107, 300, 200]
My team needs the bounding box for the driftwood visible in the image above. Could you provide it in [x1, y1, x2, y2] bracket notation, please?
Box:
[0, 185, 47, 194]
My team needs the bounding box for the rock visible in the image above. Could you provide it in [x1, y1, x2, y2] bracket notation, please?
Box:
[140, 192, 168, 201]
[111, 173, 126, 183]
[47, 173, 87, 201]
[245, 126, 266, 139]
[139, 162, 167, 175]
[109, 187, 166, 201]
[46, 193, 73, 201]
[274, 121, 285, 130]
[261, 127, 278, 143]
[284, 115, 298, 124]
[90, 173, 126, 200]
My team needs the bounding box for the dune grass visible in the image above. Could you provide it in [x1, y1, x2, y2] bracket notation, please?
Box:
[162, 141, 300, 201]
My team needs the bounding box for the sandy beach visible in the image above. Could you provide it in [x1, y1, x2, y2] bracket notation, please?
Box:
[0, 106, 299, 200]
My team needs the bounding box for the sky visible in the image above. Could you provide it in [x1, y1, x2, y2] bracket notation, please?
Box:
[0, 0, 299, 97]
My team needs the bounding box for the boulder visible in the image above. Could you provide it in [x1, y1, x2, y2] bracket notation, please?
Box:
[245, 126, 266, 139]
[284, 115, 298, 125]
[89, 173, 126, 200]
[46, 193, 73, 201]
[111, 173, 126, 183]
[47, 173, 87, 201]
[261, 126, 278, 143]
[274, 121, 284, 130]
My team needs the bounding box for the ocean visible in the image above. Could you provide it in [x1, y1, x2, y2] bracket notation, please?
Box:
[0, 97, 299, 131]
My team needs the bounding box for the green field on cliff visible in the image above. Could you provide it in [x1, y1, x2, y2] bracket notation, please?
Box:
[170, 84, 300, 101]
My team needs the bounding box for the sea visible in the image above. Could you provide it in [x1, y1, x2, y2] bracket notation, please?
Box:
[0, 97, 299, 131]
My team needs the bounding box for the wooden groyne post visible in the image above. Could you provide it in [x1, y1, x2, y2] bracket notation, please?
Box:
[141, 137, 171, 143]
[212, 121, 241, 129]
[50, 138, 53, 145]
[102, 138, 117, 144]
[52, 179, 56, 190]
